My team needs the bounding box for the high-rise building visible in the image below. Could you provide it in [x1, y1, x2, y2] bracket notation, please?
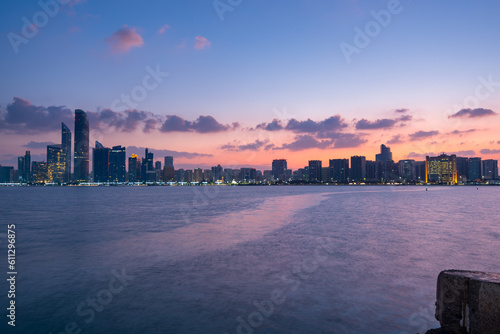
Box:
[239, 168, 257, 182]
[203, 169, 212, 182]
[308, 160, 322, 183]
[0, 166, 14, 183]
[109, 146, 126, 182]
[164, 156, 174, 168]
[61, 122, 72, 183]
[376, 144, 393, 163]
[193, 168, 203, 183]
[398, 160, 416, 182]
[329, 159, 349, 183]
[93, 141, 110, 183]
[155, 161, 162, 171]
[456, 157, 469, 182]
[414, 161, 426, 183]
[18, 150, 31, 183]
[350, 156, 366, 182]
[272, 159, 287, 182]
[212, 164, 223, 182]
[468, 157, 482, 181]
[224, 168, 235, 183]
[426, 154, 457, 184]
[74, 109, 89, 182]
[18, 157, 25, 182]
[128, 154, 140, 182]
[365, 160, 377, 182]
[47, 144, 65, 183]
[483, 159, 498, 180]
[321, 167, 330, 183]
[31, 161, 48, 183]
[141, 148, 154, 180]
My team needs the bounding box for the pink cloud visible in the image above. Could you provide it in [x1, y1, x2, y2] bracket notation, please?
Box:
[194, 36, 211, 50]
[158, 24, 170, 35]
[106, 25, 144, 53]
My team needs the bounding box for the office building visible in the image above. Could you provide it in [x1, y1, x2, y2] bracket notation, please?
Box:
[483, 159, 498, 180]
[193, 168, 203, 183]
[128, 154, 140, 182]
[141, 148, 154, 181]
[164, 156, 174, 168]
[425, 154, 457, 184]
[109, 146, 126, 182]
[212, 164, 223, 182]
[31, 162, 48, 183]
[468, 157, 482, 181]
[61, 122, 71, 182]
[272, 159, 287, 182]
[239, 168, 257, 182]
[308, 160, 322, 183]
[0, 166, 14, 183]
[17, 150, 31, 183]
[376, 144, 393, 163]
[74, 109, 89, 182]
[224, 168, 235, 183]
[47, 144, 65, 183]
[350, 156, 366, 182]
[329, 159, 349, 183]
[93, 141, 110, 183]
[456, 157, 469, 181]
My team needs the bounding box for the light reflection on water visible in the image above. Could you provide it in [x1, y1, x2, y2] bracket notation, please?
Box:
[0, 186, 499, 334]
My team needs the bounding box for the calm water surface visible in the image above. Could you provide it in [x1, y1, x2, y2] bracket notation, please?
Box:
[1, 186, 499, 333]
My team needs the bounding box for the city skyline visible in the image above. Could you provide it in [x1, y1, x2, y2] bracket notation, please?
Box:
[0, 110, 498, 185]
[2, 1, 500, 170]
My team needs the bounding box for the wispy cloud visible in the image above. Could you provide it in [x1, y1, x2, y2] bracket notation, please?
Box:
[194, 36, 211, 50]
[127, 146, 212, 159]
[157, 24, 170, 35]
[220, 139, 271, 151]
[106, 25, 144, 53]
[276, 135, 332, 151]
[409, 130, 439, 141]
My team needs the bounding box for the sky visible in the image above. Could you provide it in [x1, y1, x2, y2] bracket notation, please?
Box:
[1, 0, 500, 170]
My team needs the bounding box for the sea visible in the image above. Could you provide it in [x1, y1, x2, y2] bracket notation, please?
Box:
[0, 185, 499, 334]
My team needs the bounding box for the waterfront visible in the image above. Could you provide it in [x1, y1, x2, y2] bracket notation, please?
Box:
[1, 186, 499, 333]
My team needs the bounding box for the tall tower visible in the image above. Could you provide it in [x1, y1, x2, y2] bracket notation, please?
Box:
[61, 122, 72, 183]
[74, 109, 89, 182]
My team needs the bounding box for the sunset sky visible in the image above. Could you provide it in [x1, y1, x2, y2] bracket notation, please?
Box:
[1, 0, 500, 170]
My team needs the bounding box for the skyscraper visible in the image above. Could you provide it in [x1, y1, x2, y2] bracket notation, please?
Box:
[482, 159, 498, 180]
[22, 151, 31, 183]
[92, 141, 110, 183]
[74, 109, 89, 182]
[272, 159, 287, 182]
[211, 164, 223, 182]
[308, 160, 322, 183]
[47, 144, 65, 183]
[350, 156, 366, 182]
[164, 156, 174, 168]
[456, 157, 469, 181]
[128, 154, 140, 182]
[468, 157, 482, 181]
[141, 148, 154, 181]
[329, 159, 349, 183]
[109, 145, 126, 182]
[376, 144, 392, 163]
[61, 122, 72, 183]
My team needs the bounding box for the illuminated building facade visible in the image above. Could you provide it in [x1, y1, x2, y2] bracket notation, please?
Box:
[109, 145, 126, 182]
[425, 154, 457, 184]
[128, 154, 140, 182]
[47, 145, 65, 183]
[272, 159, 287, 182]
